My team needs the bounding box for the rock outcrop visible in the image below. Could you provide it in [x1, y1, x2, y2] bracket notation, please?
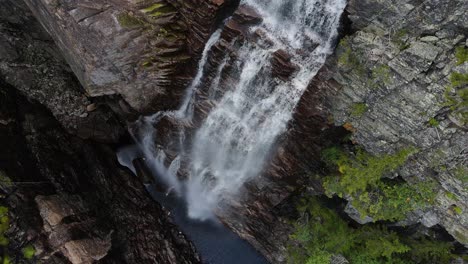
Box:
[22, 0, 238, 113]
[0, 80, 200, 263]
[322, 0, 468, 247]
[0, 1, 201, 263]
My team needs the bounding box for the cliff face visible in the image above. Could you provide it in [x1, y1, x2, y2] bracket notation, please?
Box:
[21, 0, 237, 113]
[0, 1, 202, 263]
[1, 0, 467, 263]
[180, 0, 468, 262]
[323, 0, 468, 247]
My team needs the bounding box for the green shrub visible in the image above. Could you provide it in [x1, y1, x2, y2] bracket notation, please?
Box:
[444, 72, 468, 125]
[404, 238, 454, 263]
[320, 147, 440, 221]
[351, 180, 437, 221]
[392, 29, 410, 50]
[322, 147, 416, 196]
[455, 46, 468, 65]
[288, 197, 453, 264]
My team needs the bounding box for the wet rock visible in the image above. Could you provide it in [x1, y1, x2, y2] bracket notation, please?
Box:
[271, 49, 299, 81]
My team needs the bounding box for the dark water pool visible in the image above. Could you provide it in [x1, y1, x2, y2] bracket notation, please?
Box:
[146, 188, 270, 264]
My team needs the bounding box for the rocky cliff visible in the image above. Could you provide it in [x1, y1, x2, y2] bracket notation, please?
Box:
[0, 0, 234, 263]
[171, 0, 468, 262]
[324, 0, 468, 248]
[21, 0, 238, 113]
[1, 0, 467, 263]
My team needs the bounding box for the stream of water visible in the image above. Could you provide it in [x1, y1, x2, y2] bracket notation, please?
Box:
[120, 0, 345, 262]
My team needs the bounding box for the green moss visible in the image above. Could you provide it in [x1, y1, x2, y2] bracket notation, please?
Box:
[444, 71, 468, 125]
[372, 64, 392, 85]
[455, 46, 468, 65]
[0, 206, 9, 246]
[141, 3, 166, 13]
[2, 254, 10, 264]
[337, 37, 365, 74]
[352, 180, 437, 221]
[428, 117, 439, 127]
[393, 29, 410, 50]
[351, 103, 368, 117]
[453, 206, 462, 215]
[445, 192, 457, 200]
[453, 165, 467, 183]
[117, 13, 143, 28]
[22, 245, 35, 260]
[148, 5, 176, 17]
[450, 72, 468, 88]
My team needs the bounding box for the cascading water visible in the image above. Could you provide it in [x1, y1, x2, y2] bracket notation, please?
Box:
[133, 0, 346, 220]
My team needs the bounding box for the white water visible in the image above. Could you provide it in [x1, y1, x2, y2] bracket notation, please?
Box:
[133, 0, 346, 220]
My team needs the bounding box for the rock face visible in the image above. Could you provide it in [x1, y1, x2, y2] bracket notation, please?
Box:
[2, 0, 467, 263]
[22, 0, 238, 113]
[169, 0, 468, 262]
[321, 0, 468, 247]
[0, 1, 201, 263]
[0, 81, 201, 263]
[0, 0, 125, 142]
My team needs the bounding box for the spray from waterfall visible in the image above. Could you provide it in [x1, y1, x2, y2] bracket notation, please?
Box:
[130, 0, 346, 221]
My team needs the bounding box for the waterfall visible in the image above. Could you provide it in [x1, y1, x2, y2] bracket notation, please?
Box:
[133, 0, 346, 221]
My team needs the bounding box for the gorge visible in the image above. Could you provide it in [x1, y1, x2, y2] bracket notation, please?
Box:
[0, 0, 467, 263]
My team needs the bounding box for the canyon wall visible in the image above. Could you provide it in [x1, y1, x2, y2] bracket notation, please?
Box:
[1, 0, 466, 263]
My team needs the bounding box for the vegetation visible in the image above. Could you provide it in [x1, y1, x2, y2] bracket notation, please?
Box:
[453, 206, 462, 215]
[288, 198, 455, 264]
[0, 205, 36, 262]
[321, 146, 441, 221]
[372, 64, 392, 85]
[444, 47, 468, 126]
[392, 29, 410, 50]
[449, 72, 468, 88]
[117, 13, 144, 28]
[322, 147, 416, 196]
[428, 117, 439, 127]
[455, 46, 468, 65]
[350, 103, 368, 117]
[0, 206, 9, 247]
[22, 245, 35, 260]
[337, 37, 365, 74]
